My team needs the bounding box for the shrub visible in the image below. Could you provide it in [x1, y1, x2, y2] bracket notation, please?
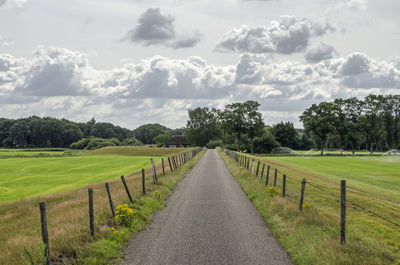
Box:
[206, 139, 223, 149]
[70, 137, 92, 149]
[86, 138, 121, 150]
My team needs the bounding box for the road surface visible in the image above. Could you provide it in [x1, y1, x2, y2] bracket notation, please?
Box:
[121, 149, 294, 265]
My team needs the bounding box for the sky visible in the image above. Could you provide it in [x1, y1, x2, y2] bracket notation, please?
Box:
[1, 0, 400, 129]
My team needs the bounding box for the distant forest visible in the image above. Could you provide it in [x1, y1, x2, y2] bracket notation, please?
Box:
[0, 116, 184, 149]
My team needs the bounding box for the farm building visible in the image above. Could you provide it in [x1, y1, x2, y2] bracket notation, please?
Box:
[164, 135, 192, 148]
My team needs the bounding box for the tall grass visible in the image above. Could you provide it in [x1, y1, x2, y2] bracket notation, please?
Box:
[0, 148, 205, 265]
[219, 149, 399, 265]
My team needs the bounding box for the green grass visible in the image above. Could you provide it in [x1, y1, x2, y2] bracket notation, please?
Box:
[220, 149, 400, 265]
[259, 155, 400, 198]
[0, 148, 74, 158]
[0, 155, 162, 203]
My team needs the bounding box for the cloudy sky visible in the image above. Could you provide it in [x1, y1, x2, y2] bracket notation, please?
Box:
[1, 0, 400, 129]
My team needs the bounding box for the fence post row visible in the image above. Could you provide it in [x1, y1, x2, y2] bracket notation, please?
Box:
[340, 180, 346, 244]
[299, 178, 307, 211]
[120, 175, 133, 203]
[39, 202, 50, 265]
[105, 182, 116, 217]
[88, 188, 94, 237]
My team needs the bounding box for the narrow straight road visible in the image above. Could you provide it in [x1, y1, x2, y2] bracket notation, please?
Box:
[121, 150, 294, 265]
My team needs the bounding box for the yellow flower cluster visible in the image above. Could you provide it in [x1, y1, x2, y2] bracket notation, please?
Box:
[239, 166, 243, 169]
[302, 201, 311, 209]
[267, 186, 282, 196]
[115, 204, 136, 226]
[107, 227, 125, 236]
[153, 190, 161, 200]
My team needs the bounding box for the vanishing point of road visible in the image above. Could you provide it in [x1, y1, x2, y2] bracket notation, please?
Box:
[121, 149, 294, 265]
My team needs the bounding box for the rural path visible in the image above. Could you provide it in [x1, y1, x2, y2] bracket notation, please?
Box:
[121, 149, 294, 265]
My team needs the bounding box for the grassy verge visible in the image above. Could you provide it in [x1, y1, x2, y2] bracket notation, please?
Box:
[218, 148, 399, 265]
[0, 148, 206, 265]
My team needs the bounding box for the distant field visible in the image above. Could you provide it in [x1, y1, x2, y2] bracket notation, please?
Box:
[260, 155, 400, 198]
[0, 148, 77, 158]
[0, 146, 189, 203]
[90, 146, 187, 156]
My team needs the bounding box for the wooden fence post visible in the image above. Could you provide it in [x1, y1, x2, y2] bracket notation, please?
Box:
[141, 169, 146, 195]
[105, 183, 116, 217]
[247, 158, 250, 170]
[251, 159, 255, 175]
[162, 158, 165, 175]
[273, 168, 278, 187]
[299, 178, 307, 211]
[256, 161, 260, 177]
[120, 176, 133, 203]
[39, 202, 50, 265]
[282, 174, 286, 197]
[150, 158, 157, 184]
[88, 188, 94, 237]
[341, 180, 346, 244]
[168, 157, 173, 172]
[265, 165, 270, 186]
[260, 164, 265, 180]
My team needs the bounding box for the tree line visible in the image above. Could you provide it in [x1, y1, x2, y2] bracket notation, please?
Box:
[186, 94, 400, 154]
[301, 94, 400, 155]
[0, 116, 184, 149]
[186, 101, 312, 154]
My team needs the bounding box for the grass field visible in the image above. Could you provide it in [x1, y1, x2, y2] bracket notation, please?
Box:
[0, 155, 162, 203]
[220, 149, 400, 265]
[0, 146, 187, 203]
[259, 155, 400, 198]
[0, 146, 204, 265]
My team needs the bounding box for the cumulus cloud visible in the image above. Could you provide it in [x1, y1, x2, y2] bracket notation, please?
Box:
[215, 16, 335, 54]
[0, 0, 28, 8]
[305, 43, 337, 63]
[0, 35, 15, 47]
[1, 46, 399, 128]
[331, 0, 368, 12]
[124, 8, 201, 49]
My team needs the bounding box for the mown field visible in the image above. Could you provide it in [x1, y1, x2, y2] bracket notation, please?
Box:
[0, 146, 200, 265]
[260, 155, 400, 198]
[0, 146, 187, 203]
[221, 149, 400, 265]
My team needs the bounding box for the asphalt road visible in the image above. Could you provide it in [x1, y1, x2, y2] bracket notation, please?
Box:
[121, 149, 294, 265]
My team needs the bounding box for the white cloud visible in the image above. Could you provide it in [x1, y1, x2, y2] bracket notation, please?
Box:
[124, 8, 201, 49]
[0, 0, 27, 8]
[215, 16, 335, 54]
[1, 46, 399, 128]
[305, 43, 338, 63]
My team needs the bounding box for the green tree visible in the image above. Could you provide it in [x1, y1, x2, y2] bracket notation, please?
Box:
[271, 121, 299, 149]
[153, 133, 171, 147]
[133, 124, 170, 144]
[221, 103, 247, 151]
[253, 128, 280, 154]
[243, 100, 264, 154]
[300, 102, 339, 155]
[186, 107, 222, 146]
